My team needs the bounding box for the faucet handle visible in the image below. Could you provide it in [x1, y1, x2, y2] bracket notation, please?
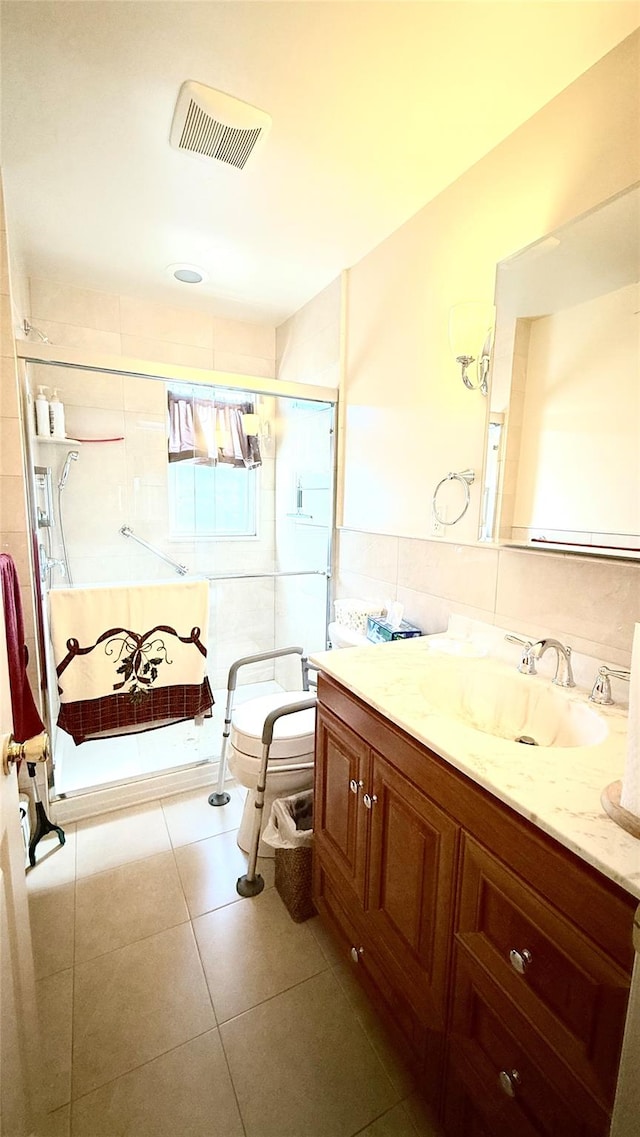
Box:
[505, 634, 537, 675]
[590, 665, 631, 705]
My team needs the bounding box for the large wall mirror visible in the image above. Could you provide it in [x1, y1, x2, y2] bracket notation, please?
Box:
[483, 182, 640, 558]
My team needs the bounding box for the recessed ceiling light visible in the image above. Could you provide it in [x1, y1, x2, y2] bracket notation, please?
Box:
[167, 262, 208, 284]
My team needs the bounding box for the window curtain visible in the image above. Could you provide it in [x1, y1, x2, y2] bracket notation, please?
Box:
[167, 392, 261, 468]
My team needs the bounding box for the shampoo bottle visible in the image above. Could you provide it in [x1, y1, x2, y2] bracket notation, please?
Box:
[35, 386, 51, 437]
[49, 389, 65, 439]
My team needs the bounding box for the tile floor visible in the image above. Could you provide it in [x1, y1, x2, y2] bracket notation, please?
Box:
[28, 783, 442, 1137]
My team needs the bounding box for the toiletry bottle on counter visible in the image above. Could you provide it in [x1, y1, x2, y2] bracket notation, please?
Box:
[49, 389, 65, 438]
[35, 386, 51, 437]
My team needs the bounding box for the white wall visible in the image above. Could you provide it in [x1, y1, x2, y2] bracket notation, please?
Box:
[513, 284, 639, 538]
[334, 30, 640, 667]
[341, 30, 640, 545]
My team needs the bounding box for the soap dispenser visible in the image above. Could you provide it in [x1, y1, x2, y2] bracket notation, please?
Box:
[35, 386, 51, 437]
[49, 389, 65, 439]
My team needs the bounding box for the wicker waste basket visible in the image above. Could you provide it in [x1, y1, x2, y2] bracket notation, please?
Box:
[263, 789, 314, 923]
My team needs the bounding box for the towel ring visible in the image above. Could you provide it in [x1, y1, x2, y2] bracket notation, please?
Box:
[432, 469, 475, 526]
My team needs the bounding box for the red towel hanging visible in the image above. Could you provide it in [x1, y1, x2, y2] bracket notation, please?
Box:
[0, 553, 45, 743]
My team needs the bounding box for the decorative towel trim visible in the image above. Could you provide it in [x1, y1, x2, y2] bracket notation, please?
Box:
[57, 678, 214, 745]
[56, 623, 207, 701]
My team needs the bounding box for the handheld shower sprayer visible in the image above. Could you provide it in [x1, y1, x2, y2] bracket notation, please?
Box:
[58, 449, 79, 490]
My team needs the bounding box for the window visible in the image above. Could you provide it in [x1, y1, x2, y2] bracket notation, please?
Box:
[167, 383, 260, 538]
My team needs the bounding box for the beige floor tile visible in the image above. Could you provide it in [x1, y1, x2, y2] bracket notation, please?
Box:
[174, 827, 274, 918]
[220, 969, 400, 1137]
[402, 1093, 443, 1137]
[355, 1101, 421, 1136]
[161, 782, 247, 847]
[29, 882, 75, 979]
[333, 961, 416, 1099]
[75, 800, 171, 878]
[72, 922, 215, 1098]
[308, 912, 347, 966]
[70, 1029, 244, 1137]
[26, 824, 76, 892]
[194, 887, 327, 1021]
[38, 1103, 70, 1137]
[36, 968, 73, 1113]
[74, 850, 189, 962]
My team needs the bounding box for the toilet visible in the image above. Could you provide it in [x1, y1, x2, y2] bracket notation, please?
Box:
[228, 607, 378, 859]
[229, 691, 316, 858]
[327, 621, 371, 649]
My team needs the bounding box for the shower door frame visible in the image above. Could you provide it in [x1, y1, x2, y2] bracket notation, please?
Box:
[16, 343, 338, 818]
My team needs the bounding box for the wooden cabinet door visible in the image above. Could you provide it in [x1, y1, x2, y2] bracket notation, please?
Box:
[314, 706, 370, 904]
[365, 749, 459, 1025]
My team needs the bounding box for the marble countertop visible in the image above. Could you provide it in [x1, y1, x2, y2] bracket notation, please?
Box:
[309, 635, 640, 902]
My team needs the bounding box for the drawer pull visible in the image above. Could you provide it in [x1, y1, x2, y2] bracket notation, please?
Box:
[363, 793, 378, 809]
[350, 945, 364, 963]
[509, 948, 533, 975]
[349, 779, 364, 795]
[498, 1069, 521, 1099]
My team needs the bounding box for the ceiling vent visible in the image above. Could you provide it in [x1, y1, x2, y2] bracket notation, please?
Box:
[170, 81, 271, 171]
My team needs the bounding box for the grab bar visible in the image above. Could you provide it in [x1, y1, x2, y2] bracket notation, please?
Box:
[119, 525, 189, 576]
[206, 569, 327, 582]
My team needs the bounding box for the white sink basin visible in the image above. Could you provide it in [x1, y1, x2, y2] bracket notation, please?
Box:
[425, 664, 608, 748]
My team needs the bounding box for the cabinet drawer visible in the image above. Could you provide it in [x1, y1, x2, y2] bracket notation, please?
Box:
[456, 836, 631, 1105]
[448, 942, 609, 1137]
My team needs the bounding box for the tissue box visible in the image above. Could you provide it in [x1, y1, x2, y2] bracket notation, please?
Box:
[366, 616, 422, 644]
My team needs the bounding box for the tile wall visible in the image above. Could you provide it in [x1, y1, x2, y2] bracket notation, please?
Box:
[276, 275, 341, 389]
[22, 279, 281, 692]
[336, 528, 640, 682]
[28, 277, 277, 377]
[0, 175, 38, 691]
[275, 277, 341, 686]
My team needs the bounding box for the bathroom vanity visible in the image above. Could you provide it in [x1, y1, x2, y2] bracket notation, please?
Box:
[310, 638, 639, 1137]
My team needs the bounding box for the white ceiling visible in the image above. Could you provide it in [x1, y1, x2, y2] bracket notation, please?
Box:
[1, 1, 639, 326]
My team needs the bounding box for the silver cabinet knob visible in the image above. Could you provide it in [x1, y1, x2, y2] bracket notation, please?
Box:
[509, 948, 533, 975]
[349, 779, 364, 795]
[363, 793, 378, 809]
[498, 1069, 521, 1099]
[350, 945, 364, 963]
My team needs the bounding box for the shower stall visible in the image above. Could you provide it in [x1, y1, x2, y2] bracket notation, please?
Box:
[21, 354, 336, 817]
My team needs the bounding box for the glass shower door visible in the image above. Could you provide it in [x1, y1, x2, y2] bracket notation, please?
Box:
[24, 362, 334, 801]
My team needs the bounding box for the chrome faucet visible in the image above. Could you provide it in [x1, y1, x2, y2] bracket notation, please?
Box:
[505, 634, 575, 687]
[530, 638, 575, 688]
[589, 665, 631, 705]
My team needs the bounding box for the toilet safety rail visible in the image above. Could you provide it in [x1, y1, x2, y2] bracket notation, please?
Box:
[209, 646, 312, 811]
[236, 695, 317, 899]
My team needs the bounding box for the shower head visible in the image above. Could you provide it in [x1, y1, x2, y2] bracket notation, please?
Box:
[58, 449, 79, 490]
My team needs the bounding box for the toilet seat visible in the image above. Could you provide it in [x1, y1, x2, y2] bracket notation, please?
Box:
[229, 690, 316, 857]
[231, 692, 316, 759]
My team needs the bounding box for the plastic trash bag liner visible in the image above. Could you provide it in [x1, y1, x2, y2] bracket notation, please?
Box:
[262, 789, 313, 850]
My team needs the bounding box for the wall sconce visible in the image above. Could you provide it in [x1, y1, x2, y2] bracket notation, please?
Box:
[448, 302, 495, 396]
